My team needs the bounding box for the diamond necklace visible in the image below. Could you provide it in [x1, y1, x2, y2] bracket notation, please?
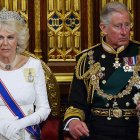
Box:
[0, 55, 18, 70]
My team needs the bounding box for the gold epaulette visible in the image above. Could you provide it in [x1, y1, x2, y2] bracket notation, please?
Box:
[75, 43, 101, 57]
[64, 106, 85, 121]
[75, 43, 101, 80]
[130, 39, 140, 44]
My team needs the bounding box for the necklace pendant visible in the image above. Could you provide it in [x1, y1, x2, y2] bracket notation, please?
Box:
[5, 65, 11, 70]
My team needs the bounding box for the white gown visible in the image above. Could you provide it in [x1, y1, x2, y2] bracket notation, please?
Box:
[0, 57, 51, 140]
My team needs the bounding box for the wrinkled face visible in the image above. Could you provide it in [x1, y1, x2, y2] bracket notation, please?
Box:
[100, 11, 131, 49]
[0, 28, 17, 58]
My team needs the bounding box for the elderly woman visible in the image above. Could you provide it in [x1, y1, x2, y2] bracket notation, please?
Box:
[0, 8, 51, 140]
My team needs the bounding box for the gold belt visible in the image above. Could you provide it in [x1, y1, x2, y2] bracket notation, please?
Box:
[91, 108, 137, 118]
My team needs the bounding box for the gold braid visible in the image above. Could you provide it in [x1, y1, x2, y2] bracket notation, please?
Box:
[75, 52, 102, 104]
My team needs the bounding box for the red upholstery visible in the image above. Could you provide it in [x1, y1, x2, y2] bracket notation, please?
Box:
[41, 116, 61, 140]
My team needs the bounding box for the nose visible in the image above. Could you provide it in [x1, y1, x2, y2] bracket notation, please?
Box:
[120, 26, 127, 35]
[3, 38, 8, 45]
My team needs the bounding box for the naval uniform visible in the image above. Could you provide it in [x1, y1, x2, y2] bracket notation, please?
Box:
[64, 40, 140, 140]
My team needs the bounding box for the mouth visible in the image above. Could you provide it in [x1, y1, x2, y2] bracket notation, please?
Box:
[1, 48, 10, 52]
[119, 38, 129, 42]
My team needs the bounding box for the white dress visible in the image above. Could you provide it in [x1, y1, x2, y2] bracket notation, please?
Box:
[0, 57, 51, 140]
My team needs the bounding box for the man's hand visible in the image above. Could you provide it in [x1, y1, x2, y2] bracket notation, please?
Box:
[136, 100, 140, 110]
[68, 119, 89, 139]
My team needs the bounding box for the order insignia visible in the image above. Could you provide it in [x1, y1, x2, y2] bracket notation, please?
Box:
[123, 63, 134, 72]
[24, 68, 36, 82]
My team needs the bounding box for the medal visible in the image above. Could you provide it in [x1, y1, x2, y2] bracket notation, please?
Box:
[113, 57, 121, 69]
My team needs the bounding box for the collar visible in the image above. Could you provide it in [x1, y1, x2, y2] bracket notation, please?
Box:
[102, 37, 127, 56]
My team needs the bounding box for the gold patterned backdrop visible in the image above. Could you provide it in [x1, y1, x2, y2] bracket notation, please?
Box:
[47, 0, 81, 62]
[0, 0, 28, 25]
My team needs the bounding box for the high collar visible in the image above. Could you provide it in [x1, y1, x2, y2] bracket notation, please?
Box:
[102, 37, 127, 55]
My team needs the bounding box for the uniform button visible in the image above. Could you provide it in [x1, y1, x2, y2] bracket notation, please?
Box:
[101, 54, 106, 59]
[126, 102, 130, 107]
[105, 103, 109, 107]
[102, 80, 106, 84]
[101, 67, 105, 71]
[107, 117, 111, 120]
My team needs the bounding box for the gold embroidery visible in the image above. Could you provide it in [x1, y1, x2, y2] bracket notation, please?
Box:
[93, 64, 140, 101]
[64, 106, 85, 121]
[91, 108, 137, 118]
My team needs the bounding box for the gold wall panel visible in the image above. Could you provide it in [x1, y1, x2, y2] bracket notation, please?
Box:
[0, 0, 28, 13]
[34, 0, 41, 58]
[47, 0, 81, 61]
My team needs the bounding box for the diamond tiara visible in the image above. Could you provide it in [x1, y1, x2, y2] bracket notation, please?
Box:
[0, 8, 26, 25]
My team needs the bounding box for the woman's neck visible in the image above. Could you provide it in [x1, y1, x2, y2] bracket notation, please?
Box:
[0, 55, 18, 70]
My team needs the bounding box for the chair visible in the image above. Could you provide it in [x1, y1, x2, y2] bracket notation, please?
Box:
[22, 51, 61, 140]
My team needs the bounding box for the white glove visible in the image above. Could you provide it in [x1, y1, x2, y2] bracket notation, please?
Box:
[0, 119, 21, 140]
[5, 112, 42, 139]
[5, 119, 23, 140]
[0, 120, 9, 137]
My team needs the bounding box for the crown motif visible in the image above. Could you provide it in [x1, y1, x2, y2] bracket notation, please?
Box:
[0, 8, 26, 25]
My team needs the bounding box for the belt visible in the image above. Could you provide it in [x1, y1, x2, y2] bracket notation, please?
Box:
[91, 108, 137, 118]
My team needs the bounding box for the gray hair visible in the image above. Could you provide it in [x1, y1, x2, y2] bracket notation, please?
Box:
[0, 20, 29, 53]
[100, 2, 131, 25]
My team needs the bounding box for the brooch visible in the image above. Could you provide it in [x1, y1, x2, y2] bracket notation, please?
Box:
[24, 68, 36, 82]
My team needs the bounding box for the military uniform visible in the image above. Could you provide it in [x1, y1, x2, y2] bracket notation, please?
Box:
[64, 39, 140, 140]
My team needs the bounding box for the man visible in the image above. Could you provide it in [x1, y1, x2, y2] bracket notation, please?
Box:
[63, 2, 140, 140]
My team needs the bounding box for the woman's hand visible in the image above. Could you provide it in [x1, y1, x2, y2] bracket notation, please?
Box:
[5, 120, 21, 140]
[0, 118, 21, 140]
[68, 119, 89, 139]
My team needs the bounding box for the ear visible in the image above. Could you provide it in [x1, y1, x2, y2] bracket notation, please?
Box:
[99, 22, 107, 35]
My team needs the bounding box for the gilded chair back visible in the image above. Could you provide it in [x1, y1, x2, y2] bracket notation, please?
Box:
[22, 51, 60, 117]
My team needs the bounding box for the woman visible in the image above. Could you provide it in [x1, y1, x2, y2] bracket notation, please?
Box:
[0, 8, 51, 140]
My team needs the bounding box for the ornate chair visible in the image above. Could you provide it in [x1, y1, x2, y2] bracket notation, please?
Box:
[22, 51, 61, 140]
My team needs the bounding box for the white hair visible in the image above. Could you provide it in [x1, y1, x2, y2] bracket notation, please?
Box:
[100, 2, 131, 25]
[0, 20, 29, 53]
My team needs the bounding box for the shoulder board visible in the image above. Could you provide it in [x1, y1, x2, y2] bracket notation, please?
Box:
[130, 39, 140, 45]
[76, 43, 101, 57]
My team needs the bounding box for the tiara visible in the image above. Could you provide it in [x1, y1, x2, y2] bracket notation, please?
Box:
[0, 8, 26, 25]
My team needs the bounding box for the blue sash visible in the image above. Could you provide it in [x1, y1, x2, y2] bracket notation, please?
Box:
[0, 80, 40, 140]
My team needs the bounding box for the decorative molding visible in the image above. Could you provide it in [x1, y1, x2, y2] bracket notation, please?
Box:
[34, 0, 42, 58]
[55, 73, 73, 82]
[87, 0, 93, 48]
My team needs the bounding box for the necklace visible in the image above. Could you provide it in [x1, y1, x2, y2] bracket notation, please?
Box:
[0, 55, 19, 70]
[102, 39, 126, 69]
